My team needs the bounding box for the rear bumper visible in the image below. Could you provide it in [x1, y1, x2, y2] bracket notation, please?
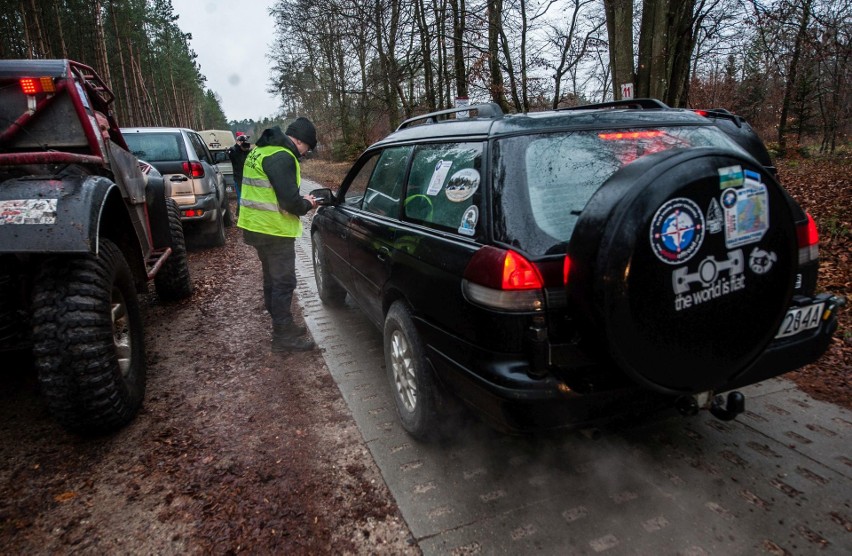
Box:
[418, 292, 844, 433]
[417, 318, 663, 433]
[427, 345, 667, 433]
[725, 292, 844, 390]
[173, 192, 218, 223]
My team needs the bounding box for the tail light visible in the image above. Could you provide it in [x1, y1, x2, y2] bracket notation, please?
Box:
[462, 246, 546, 311]
[182, 161, 205, 178]
[20, 77, 56, 94]
[797, 212, 819, 264]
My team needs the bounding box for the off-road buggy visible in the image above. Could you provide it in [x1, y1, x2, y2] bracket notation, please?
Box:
[0, 59, 193, 434]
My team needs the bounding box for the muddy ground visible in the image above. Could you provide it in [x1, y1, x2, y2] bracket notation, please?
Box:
[0, 219, 418, 554]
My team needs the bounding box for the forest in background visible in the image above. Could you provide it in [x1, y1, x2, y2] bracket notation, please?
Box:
[0, 0, 227, 131]
[0, 0, 848, 162]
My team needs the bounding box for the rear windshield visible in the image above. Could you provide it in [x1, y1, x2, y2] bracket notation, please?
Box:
[123, 132, 186, 162]
[491, 126, 744, 256]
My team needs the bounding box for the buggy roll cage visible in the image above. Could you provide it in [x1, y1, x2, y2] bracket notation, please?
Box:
[0, 59, 128, 167]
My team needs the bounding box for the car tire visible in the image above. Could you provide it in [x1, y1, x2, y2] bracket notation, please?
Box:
[312, 235, 347, 306]
[154, 198, 194, 301]
[384, 301, 442, 440]
[204, 210, 227, 247]
[31, 238, 146, 434]
[222, 195, 235, 228]
[569, 149, 797, 394]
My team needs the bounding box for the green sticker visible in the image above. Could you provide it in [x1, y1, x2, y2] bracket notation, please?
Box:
[718, 165, 744, 189]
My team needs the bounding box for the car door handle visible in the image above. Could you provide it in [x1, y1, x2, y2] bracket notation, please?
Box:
[377, 247, 390, 262]
[170, 176, 188, 182]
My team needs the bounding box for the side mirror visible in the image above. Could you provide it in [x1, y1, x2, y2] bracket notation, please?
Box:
[310, 188, 336, 206]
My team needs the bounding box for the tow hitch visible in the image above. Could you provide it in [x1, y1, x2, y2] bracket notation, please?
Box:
[710, 391, 745, 421]
[676, 391, 745, 421]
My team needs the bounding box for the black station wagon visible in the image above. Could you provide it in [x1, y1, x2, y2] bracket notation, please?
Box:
[309, 99, 843, 439]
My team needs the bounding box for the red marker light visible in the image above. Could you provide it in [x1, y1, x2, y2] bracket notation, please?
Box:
[20, 77, 56, 94]
[598, 130, 663, 140]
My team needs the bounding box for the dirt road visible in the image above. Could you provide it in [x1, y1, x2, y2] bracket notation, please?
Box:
[0, 218, 418, 554]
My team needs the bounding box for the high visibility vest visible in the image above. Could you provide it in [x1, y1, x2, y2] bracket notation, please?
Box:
[237, 145, 302, 238]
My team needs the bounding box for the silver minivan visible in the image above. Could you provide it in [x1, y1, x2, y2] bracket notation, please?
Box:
[122, 127, 233, 246]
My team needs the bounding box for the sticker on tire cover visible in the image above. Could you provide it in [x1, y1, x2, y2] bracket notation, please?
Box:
[749, 247, 777, 274]
[671, 249, 746, 311]
[0, 199, 58, 225]
[650, 198, 705, 265]
[445, 169, 479, 202]
[718, 165, 744, 189]
[722, 181, 769, 248]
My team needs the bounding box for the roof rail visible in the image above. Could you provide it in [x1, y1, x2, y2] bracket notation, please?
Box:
[558, 98, 670, 111]
[396, 102, 503, 131]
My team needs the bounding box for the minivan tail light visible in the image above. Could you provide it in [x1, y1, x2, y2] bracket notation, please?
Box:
[797, 212, 819, 264]
[182, 161, 205, 178]
[462, 246, 544, 311]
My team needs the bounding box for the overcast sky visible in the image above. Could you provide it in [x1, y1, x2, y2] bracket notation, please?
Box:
[171, 0, 280, 121]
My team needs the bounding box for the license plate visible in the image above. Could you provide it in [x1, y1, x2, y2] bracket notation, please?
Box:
[775, 303, 824, 339]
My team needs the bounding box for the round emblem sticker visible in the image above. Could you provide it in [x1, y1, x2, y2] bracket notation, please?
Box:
[650, 198, 705, 264]
[445, 169, 480, 202]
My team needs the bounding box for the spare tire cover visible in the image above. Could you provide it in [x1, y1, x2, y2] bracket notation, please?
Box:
[575, 148, 796, 394]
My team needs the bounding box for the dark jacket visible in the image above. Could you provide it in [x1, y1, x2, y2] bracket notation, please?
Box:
[227, 142, 251, 181]
[254, 126, 312, 217]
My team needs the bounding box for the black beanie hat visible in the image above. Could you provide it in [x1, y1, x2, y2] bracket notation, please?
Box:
[285, 117, 317, 150]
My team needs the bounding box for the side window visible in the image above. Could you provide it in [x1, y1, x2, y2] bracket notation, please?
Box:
[189, 132, 211, 163]
[405, 142, 483, 237]
[344, 153, 380, 205]
[361, 146, 412, 217]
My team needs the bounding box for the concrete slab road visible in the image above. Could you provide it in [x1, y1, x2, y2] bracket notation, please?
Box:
[295, 187, 851, 555]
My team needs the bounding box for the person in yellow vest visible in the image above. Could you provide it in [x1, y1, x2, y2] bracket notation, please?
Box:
[237, 118, 318, 352]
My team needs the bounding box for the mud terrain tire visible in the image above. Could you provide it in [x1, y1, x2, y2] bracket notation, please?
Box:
[31, 238, 146, 434]
[154, 198, 194, 301]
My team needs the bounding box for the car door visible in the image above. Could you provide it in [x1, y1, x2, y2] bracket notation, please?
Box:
[391, 142, 485, 342]
[348, 145, 413, 326]
[314, 153, 382, 296]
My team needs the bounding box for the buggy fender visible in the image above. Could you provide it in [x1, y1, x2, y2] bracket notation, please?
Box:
[0, 174, 126, 254]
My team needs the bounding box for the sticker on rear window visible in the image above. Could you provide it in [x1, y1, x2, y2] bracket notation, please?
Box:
[0, 199, 58, 225]
[445, 169, 479, 202]
[718, 165, 744, 189]
[458, 206, 478, 236]
[426, 160, 452, 195]
[722, 182, 769, 248]
[650, 198, 705, 265]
